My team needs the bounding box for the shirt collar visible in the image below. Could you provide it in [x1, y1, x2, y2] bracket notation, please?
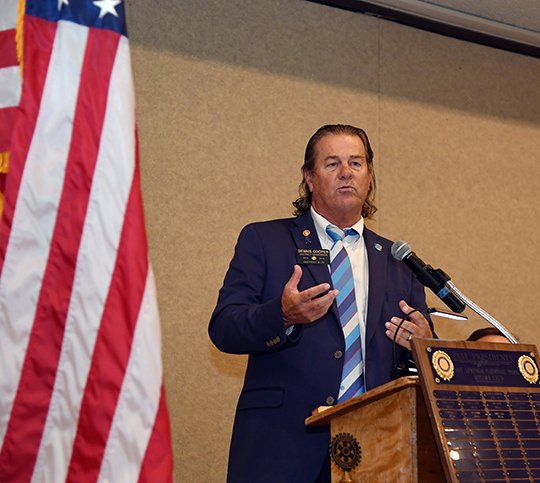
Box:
[310, 206, 364, 243]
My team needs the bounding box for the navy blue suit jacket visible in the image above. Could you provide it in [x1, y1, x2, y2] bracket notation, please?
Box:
[209, 211, 430, 482]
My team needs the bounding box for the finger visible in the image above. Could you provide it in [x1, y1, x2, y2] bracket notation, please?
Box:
[388, 316, 413, 335]
[399, 300, 424, 323]
[291, 290, 337, 323]
[385, 324, 412, 350]
[399, 300, 411, 313]
[399, 300, 432, 334]
[385, 320, 411, 338]
[306, 289, 338, 315]
[298, 282, 332, 302]
[285, 265, 303, 292]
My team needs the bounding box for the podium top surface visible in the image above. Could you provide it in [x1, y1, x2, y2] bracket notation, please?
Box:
[305, 375, 419, 426]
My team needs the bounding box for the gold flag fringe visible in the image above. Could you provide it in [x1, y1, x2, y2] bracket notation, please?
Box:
[0, 152, 8, 174]
[16, 0, 25, 74]
[0, 152, 7, 218]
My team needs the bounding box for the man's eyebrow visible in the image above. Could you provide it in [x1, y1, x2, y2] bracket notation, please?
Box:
[323, 154, 366, 161]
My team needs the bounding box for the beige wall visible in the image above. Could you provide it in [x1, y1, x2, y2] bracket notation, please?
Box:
[127, 1, 540, 480]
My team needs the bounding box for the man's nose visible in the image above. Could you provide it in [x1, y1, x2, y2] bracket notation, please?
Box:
[338, 163, 352, 178]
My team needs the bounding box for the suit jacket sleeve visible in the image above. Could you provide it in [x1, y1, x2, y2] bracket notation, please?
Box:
[209, 223, 292, 355]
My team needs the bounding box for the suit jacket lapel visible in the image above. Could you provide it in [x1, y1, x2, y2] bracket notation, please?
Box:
[291, 212, 332, 287]
[364, 228, 388, 347]
[291, 212, 338, 321]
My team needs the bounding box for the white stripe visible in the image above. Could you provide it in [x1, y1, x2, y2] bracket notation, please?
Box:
[330, 241, 342, 261]
[31, 36, 135, 483]
[0, 21, 88, 446]
[98, 268, 163, 483]
[0, 0, 18, 30]
[0, 66, 21, 108]
[342, 312, 360, 339]
[338, 361, 364, 398]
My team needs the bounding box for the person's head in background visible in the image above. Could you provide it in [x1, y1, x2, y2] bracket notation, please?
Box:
[467, 327, 512, 344]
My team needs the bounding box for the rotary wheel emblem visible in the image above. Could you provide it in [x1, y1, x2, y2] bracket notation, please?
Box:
[518, 355, 539, 384]
[329, 432, 361, 472]
[432, 350, 454, 381]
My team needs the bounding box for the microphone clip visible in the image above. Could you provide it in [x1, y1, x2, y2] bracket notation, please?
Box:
[391, 359, 418, 380]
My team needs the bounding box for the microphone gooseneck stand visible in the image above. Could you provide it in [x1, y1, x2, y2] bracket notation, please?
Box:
[445, 280, 518, 344]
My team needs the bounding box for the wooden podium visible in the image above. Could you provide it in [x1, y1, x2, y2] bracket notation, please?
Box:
[306, 339, 540, 482]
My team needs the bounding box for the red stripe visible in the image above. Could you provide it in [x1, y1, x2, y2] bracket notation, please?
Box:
[138, 385, 174, 483]
[0, 16, 54, 273]
[0, 29, 18, 68]
[66, 146, 149, 482]
[0, 107, 17, 151]
[0, 27, 120, 481]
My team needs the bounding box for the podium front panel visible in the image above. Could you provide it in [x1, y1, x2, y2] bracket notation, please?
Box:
[412, 339, 540, 483]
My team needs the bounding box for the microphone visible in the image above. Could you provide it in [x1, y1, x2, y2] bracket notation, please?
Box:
[391, 241, 466, 313]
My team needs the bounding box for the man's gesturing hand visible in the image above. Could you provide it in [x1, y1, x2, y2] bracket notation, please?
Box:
[385, 300, 433, 350]
[281, 265, 338, 325]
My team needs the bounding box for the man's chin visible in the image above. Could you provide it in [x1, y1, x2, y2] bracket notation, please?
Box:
[335, 198, 364, 213]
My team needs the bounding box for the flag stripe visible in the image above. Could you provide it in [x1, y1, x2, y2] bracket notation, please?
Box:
[66, 155, 147, 482]
[0, 28, 17, 68]
[138, 385, 174, 483]
[0, 20, 119, 481]
[0, 16, 56, 273]
[0, 65, 21, 108]
[97, 132, 161, 481]
[99, 268, 163, 483]
[63, 35, 140, 482]
[31, 28, 125, 483]
[0, 107, 17, 150]
[0, 1, 17, 30]
[0, 17, 78, 462]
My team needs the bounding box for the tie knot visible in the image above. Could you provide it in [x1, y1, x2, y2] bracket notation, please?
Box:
[326, 225, 359, 243]
[344, 228, 360, 240]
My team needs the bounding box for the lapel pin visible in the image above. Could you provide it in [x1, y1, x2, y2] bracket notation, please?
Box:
[374, 243, 382, 252]
[302, 230, 311, 237]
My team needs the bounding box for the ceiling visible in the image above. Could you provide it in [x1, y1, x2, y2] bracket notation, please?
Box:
[310, 0, 540, 58]
[426, 0, 540, 33]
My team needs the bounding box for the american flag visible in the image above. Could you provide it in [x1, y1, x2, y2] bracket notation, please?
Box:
[0, 1, 174, 481]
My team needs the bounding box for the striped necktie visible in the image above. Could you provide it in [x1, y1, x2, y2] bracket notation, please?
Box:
[326, 224, 365, 403]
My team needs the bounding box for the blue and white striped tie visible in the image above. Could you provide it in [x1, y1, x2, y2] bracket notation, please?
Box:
[326, 224, 365, 403]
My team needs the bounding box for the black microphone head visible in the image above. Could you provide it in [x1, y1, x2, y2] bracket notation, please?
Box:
[391, 240, 412, 261]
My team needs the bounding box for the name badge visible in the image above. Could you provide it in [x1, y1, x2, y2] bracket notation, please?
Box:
[297, 249, 330, 265]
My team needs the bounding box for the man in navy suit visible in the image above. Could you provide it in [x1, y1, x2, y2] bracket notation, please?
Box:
[209, 124, 434, 482]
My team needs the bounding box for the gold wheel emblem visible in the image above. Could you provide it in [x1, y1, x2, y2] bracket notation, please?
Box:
[518, 355, 539, 384]
[432, 350, 454, 381]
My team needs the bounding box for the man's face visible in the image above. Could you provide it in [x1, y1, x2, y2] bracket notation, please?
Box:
[305, 133, 372, 227]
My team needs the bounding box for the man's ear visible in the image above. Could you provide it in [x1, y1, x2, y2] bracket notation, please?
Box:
[304, 170, 313, 192]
